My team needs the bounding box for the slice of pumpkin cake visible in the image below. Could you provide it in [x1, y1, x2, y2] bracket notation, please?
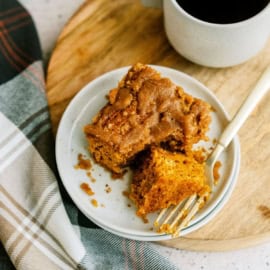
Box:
[129, 147, 210, 220]
[84, 63, 211, 176]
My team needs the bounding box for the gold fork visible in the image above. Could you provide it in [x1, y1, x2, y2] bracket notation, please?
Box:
[154, 65, 270, 237]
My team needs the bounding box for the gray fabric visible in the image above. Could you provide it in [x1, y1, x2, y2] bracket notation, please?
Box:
[0, 61, 47, 129]
[79, 228, 179, 270]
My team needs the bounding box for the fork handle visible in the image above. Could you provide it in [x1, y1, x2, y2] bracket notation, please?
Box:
[219, 65, 270, 148]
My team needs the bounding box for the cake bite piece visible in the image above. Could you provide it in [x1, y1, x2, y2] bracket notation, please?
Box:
[84, 63, 211, 177]
[129, 147, 210, 222]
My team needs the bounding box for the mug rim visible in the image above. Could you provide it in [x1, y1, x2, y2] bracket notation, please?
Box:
[171, 0, 270, 28]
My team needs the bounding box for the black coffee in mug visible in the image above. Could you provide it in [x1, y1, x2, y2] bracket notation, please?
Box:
[176, 0, 270, 24]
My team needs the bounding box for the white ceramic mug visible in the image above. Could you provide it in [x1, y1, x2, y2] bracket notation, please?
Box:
[142, 0, 270, 67]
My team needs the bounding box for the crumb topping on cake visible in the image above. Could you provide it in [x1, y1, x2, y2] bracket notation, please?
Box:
[84, 63, 211, 176]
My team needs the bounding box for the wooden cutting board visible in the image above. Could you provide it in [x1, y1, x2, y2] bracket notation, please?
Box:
[46, 0, 270, 251]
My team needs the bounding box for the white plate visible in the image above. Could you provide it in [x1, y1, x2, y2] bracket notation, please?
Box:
[56, 65, 241, 240]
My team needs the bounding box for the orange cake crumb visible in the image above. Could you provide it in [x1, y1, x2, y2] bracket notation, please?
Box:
[258, 205, 270, 219]
[105, 184, 112, 193]
[213, 160, 222, 184]
[129, 147, 210, 220]
[80, 183, 95, 196]
[122, 190, 129, 197]
[91, 199, 98, 207]
[75, 153, 92, 170]
[86, 171, 96, 183]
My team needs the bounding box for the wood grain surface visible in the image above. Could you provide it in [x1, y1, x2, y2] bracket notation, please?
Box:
[46, 0, 270, 251]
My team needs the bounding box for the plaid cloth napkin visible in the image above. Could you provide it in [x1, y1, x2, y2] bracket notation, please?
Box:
[0, 1, 180, 269]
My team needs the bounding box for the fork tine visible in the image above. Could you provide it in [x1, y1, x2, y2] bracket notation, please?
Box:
[154, 192, 209, 236]
[170, 194, 197, 228]
[173, 193, 207, 236]
[162, 201, 185, 225]
[154, 208, 169, 227]
[154, 194, 197, 231]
